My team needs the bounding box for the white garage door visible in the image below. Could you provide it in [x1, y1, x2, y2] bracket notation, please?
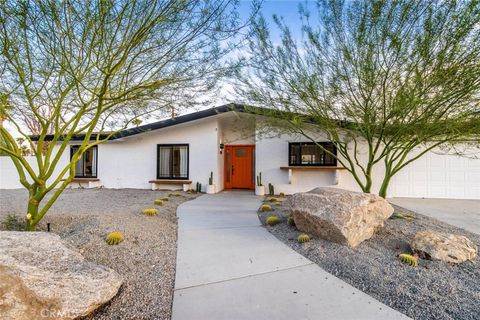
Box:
[389, 150, 480, 199]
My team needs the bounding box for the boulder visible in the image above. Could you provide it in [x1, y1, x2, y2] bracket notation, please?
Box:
[288, 187, 394, 247]
[0, 231, 123, 319]
[411, 230, 477, 264]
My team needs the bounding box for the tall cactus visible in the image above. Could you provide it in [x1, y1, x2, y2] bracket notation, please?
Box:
[209, 171, 213, 185]
[256, 172, 262, 186]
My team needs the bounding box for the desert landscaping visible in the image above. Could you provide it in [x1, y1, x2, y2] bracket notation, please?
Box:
[0, 189, 197, 319]
[258, 188, 480, 320]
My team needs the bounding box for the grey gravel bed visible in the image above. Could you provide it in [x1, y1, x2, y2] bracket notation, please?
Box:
[258, 197, 480, 320]
[0, 188, 198, 320]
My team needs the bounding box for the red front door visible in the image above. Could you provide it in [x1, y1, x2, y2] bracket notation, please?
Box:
[224, 145, 255, 189]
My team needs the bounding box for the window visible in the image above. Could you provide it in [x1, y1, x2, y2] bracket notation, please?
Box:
[289, 142, 337, 166]
[70, 146, 98, 178]
[157, 144, 189, 179]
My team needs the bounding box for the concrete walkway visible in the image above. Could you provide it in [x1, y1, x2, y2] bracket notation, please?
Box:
[172, 191, 409, 320]
[390, 197, 480, 235]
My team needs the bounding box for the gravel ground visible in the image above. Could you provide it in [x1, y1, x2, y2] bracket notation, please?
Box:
[0, 188, 198, 320]
[258, 196, 480, 320]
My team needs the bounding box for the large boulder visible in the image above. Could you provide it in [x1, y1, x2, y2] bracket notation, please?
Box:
[0, 231, 123, 319]
[411, 230, 477, 264]
[288, 187, 394, 248]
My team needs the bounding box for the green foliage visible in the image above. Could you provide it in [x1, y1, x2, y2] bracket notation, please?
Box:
[399, 253, 418, 267]
[297, 233, 310, 243]
[154, 199, 164, 206]
[209, 172, 213, 185]
[279, 192, 285, 197]
[266, 215, 280, 226]
[143, 208, 158, 216]
[256, 172, 262, 186]
[260, 204, 272, 212]
[239, 0, 480, 199]
[287, 216, 295, 227]
[161, 196, 169, 201]
[391, 212, 415, 221]
[0, 0, 248, 231]
[1, 214, 24, 231]
[106, 232, 124, 245]
[268, 197, 278, 202]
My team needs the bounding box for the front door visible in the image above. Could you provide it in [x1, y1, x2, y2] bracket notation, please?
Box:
[224, 145, 255, 189]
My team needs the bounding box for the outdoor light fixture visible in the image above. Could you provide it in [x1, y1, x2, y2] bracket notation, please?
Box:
[219, 143, 225, 154]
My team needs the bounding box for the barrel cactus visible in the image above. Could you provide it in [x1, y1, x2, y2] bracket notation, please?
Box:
[154, 199, 164, 206]
[298, 233, 310, 243]
[266, 215, 280, 226]
[260, 204, 272, 212]
[161, 196, 169, 201]
[399, 253, 418, 267]
[143, 208, 158, 216]
[106, 232, 124, 245]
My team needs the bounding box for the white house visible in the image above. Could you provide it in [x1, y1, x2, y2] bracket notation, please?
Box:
[1, 104, 479, 199]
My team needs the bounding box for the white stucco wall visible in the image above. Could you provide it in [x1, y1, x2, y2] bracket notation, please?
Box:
[0, 145, 70, 189]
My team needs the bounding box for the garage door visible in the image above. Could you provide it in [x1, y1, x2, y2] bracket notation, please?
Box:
[389, 150, 480, 199]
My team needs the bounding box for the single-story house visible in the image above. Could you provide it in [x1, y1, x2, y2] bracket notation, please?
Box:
[1, 104, 479, 199]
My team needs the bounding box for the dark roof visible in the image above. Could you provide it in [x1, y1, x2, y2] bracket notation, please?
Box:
[31, 103, 248, 141]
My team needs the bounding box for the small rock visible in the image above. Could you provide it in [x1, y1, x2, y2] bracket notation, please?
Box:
[288, 187, 393, 247]
[411, 230, 477, 264]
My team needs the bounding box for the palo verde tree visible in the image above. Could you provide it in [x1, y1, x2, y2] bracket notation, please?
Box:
[237, 0, 480, 197]
[0, 0, 250, 230]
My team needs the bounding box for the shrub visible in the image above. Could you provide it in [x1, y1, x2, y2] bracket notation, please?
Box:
[260, 204, 272, 212]
[266, 215, 280, 226]
[287, 216, 295, 227]
[279, 192, 285, 197]
[106, 232, 124, 245]
[154, 199, 164, 206]
[143, 208, 158, 216]
[1, 214, 24, 231]
[298, 233, 310, 243]
[399, 253, 418, 267]
[269, 197, 278, 202]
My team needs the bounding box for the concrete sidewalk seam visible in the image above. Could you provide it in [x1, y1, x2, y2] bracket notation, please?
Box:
[174, 262, 315, 291]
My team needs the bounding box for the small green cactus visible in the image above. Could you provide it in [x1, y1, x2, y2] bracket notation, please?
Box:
[268, 197, 278, 202]
[154, 199, 164, 206]
[279, 192, 285, 197]
[268, 183, 274, 195]
[161, 196, 169, 201]
[287, 216, 295, 226]
[260, 204, 272, 212]
[143, 208, 158, 216]
[209, 172, 213, 185]
[256, 172, 262, 186]
[266, 215, 280, 226]
[298, 233, 310, 243]
[173, 193, 182, 197]
[106, 232, 124, 245]
[275, 201, 282, 206]
[196, 182, 202, 193]
[399, 253, 418, 267]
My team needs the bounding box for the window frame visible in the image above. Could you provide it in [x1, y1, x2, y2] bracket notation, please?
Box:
[288, 142, 337, 167]
[156, 144, 190, 180]
[70, 145, 98, 178]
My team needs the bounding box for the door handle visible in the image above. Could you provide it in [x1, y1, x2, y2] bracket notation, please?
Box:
[232, 165, 234, 175]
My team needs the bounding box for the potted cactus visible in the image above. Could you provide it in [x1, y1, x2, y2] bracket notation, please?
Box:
[206, 171, 216, 194]
[255, 172, 265, 196]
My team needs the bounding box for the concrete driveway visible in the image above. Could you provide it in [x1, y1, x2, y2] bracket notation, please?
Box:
[389, 198, 480, 234]
[172, 191, 409, 320]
